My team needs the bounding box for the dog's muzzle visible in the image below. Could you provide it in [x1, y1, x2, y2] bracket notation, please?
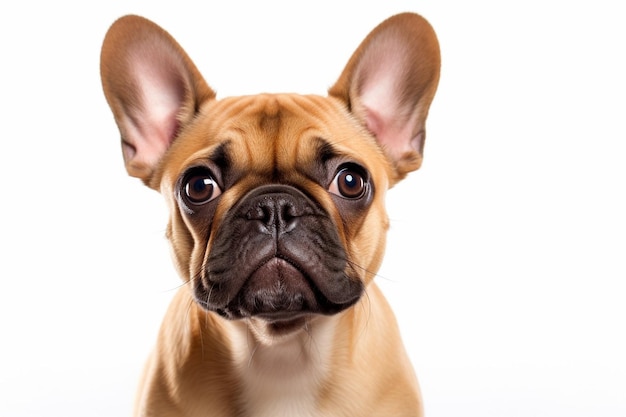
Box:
[193, 184, 363, 320]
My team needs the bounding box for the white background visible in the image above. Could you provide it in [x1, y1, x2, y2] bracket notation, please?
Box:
[1, 1, 624, 416]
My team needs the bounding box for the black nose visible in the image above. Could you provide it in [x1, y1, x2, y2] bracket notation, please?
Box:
[243, 185, 318, 236]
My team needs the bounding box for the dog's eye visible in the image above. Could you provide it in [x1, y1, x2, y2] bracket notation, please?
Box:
[183, 169, 222, 205]
[329, 165, 367, 199]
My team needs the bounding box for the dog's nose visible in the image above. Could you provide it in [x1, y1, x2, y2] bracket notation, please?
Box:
[244, 187, 315, 235]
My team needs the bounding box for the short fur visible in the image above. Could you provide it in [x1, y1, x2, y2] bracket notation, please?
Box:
[101, 13, 440, 417]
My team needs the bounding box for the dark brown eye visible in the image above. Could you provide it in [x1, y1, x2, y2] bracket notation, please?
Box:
[329, 165, 367, 199]
[183, 169, 222, 205]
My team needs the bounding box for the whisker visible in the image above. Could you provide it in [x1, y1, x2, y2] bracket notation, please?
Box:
[343, 256, 390, 283]
[246, 323, 259, 368]
[355, 289, 373, 345]
[339, 256, 376, 345]
[302, 317, 322, 362]
[158, 278, 191, 294]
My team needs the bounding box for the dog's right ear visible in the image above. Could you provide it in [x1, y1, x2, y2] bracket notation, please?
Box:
[100, 15, 215, 186]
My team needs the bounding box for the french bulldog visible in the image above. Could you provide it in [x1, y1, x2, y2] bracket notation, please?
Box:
[101, 12, 439, 417]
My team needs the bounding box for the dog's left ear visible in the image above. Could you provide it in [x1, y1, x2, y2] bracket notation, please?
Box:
[329, 13, 440, 182]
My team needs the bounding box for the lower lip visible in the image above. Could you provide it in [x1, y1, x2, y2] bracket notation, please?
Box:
[266, 316, 309, 334]
[256, 311, 311, 322]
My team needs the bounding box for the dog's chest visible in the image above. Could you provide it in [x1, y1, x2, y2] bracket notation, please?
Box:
[240, 369, 318, 417]
[231, 322, 335, 417]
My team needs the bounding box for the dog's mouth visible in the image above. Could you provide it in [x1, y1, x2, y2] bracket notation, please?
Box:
[240, 257, 318, 316]
[205, 256, 361, 321]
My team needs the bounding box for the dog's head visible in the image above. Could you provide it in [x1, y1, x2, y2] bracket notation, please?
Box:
[101, 13, 439, 338]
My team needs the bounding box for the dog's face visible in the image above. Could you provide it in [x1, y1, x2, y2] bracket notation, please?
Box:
[101, 14, 439, 339]
[159, 95, 390, 334]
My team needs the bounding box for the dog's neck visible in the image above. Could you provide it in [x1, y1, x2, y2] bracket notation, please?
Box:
[228, 315, 339, 417]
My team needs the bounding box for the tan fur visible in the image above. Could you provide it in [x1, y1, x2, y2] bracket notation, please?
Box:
[101, 13, 439, 417]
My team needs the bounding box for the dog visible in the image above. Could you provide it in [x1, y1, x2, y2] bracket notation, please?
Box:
[101, 12, 439, 417]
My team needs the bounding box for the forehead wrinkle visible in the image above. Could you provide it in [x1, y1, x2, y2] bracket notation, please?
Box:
[215, 94, 368, 183]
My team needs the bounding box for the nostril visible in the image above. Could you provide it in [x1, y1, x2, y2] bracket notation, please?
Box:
[246, 202, 272, 223]
[281, 201, 297, 221]
[279, 201, 300, 233]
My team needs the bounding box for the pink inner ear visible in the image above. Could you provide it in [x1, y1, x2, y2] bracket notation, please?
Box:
[123, 51, 187, 169]
[363, 106, 422, 159]
[354, 34, 423, 156]
[358, 43, 424, 159]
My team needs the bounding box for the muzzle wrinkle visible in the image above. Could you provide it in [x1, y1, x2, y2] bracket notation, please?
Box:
[195, 184, 363, 319]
